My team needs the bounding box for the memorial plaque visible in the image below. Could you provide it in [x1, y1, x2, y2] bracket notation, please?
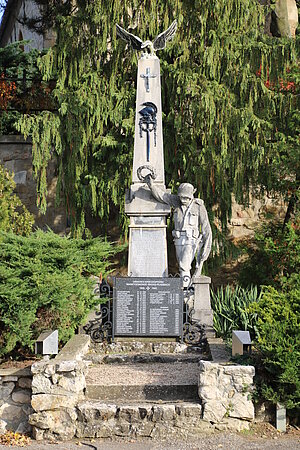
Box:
[128, 228, 168, 277]
[113, 277, 183, 337]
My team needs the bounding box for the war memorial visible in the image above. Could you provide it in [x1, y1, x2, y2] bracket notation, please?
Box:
[1, 1, 299, 441]
[0, 22, 254, 441]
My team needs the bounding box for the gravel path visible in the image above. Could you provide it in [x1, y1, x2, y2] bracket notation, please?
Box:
[0, 430, 299, 450]
[86, 362, 199, 386]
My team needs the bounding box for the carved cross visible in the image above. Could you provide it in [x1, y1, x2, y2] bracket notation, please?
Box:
[140, 67, 157, 93]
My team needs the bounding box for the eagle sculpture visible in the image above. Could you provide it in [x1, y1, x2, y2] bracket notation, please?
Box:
[116, 20, 177, 54]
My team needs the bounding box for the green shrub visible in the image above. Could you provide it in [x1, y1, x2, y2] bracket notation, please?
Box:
[249, 278, 300, 411]
[0, 230, 120, 357]
[210, 284, 260, 340]
[239, 220, 300, 288]
[0, 165, 34, 235]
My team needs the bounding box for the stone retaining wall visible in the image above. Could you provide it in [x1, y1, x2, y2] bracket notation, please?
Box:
[198, 361, 255, 431]
[29, 335, 90, 440]
[0, 368, 33, 434]
[0, 135, 67, 233]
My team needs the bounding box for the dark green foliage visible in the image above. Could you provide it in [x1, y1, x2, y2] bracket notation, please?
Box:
[210, 284, 260, 339]
[0, 42, 43, 135]
[16, 1, 299, 239]
[249, 279, 300, 411]
[0, 164, 34, 235]
[239, 219, 300, 288]
[0, 230, 119, 357]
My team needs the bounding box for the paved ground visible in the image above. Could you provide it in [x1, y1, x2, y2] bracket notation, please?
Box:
[0, 427, 299, 450]
[86, 361, 199, 386]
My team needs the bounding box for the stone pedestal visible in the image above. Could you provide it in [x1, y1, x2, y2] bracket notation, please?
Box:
[192, 275, 213, 327]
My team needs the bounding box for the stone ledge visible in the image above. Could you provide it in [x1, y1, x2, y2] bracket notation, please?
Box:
[0, 368, 32, 378]
[206, 334, 231, 363]
[55, 334, 90, 361]
[0, 135, 32, 144]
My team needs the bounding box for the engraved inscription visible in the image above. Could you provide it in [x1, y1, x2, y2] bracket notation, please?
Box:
[130, 229, 167, 277]
[114, 278, 183, 337]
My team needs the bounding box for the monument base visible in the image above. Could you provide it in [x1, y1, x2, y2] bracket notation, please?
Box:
[192, 275, 213, 327]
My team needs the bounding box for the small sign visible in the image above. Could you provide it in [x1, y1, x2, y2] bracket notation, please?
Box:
[35, 330, 58, 355]
[113, 277, 183, 338]
[232, 330, 252, 356]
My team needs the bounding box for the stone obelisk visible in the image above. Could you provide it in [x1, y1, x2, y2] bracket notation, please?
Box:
[125, 54, 171, 277]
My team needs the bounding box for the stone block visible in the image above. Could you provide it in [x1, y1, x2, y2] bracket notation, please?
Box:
[0, 383, 15, 400]
[14, 171, 27, 185]
[15, 421, 31, 434]
[30, 409, 77, 439]
[77, 401, 117, 421]
[93, 422, 114, 438]
[32, 426, 45, 440]
[0, 403, 24, 422]
[55, 360, 77, 372]
[32, 374, 52, 394]
[55, 334, 90, 361]
[18, 378, 32, 389]
[223, 365, 255, 377]
[2, 376, 18, 382]
[0, 419, 7, 434]
[118, 405, 140, 422]
[198, 360, 219, 373]
[174, 343, 187, 353]
[213, 417, 251, 432]
[31, 394, 78, 411]
[198, 370, 218, 387]
[202, 401, 227, 422]
[138, 405, 152, 420]
[152, 405, 175, 422]
[127, 225, 168, 277]
[135, 421, 155, 437]
[43, 364, 56, 377]
[198, 386, 220, 401]
[57, 373, 85, 393]
[175, 403, 202, 417]
[114, 420, 132, 436]
[230, 394, 255, 420]
[76, 421, 114, 439]
[12, 389, 31, 405]
[31, 360, 49, 375]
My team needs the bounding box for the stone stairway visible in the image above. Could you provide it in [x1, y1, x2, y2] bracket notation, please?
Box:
[76, 340, 212, 439]
[29, 335, 255, 441]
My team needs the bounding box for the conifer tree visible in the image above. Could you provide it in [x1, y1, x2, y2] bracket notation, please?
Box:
[17, 1, 299, 241]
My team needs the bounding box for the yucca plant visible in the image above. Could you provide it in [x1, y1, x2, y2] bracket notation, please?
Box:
[210, 285, 260, 340]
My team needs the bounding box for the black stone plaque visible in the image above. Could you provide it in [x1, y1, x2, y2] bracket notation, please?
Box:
[113, 277, 183, 337]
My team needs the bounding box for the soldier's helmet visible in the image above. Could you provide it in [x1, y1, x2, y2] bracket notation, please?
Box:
[178, 183, 196, 199]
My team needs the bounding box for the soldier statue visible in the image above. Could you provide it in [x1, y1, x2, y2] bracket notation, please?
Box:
[145, 174, 212, 285]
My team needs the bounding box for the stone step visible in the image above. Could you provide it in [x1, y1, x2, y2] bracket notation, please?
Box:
[89, 339, 209, 357]
[86, 383, 198, 402]
[85, 360, 200, 401]
[86, 352, 208, 365]
[76, 400, 213, 439]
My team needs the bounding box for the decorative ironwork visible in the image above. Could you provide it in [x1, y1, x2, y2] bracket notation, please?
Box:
[85, 274, 204, 347]
[179, 275, 203, 345]
[139, 102, 157, 161]
[83, 278, 113, 343]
